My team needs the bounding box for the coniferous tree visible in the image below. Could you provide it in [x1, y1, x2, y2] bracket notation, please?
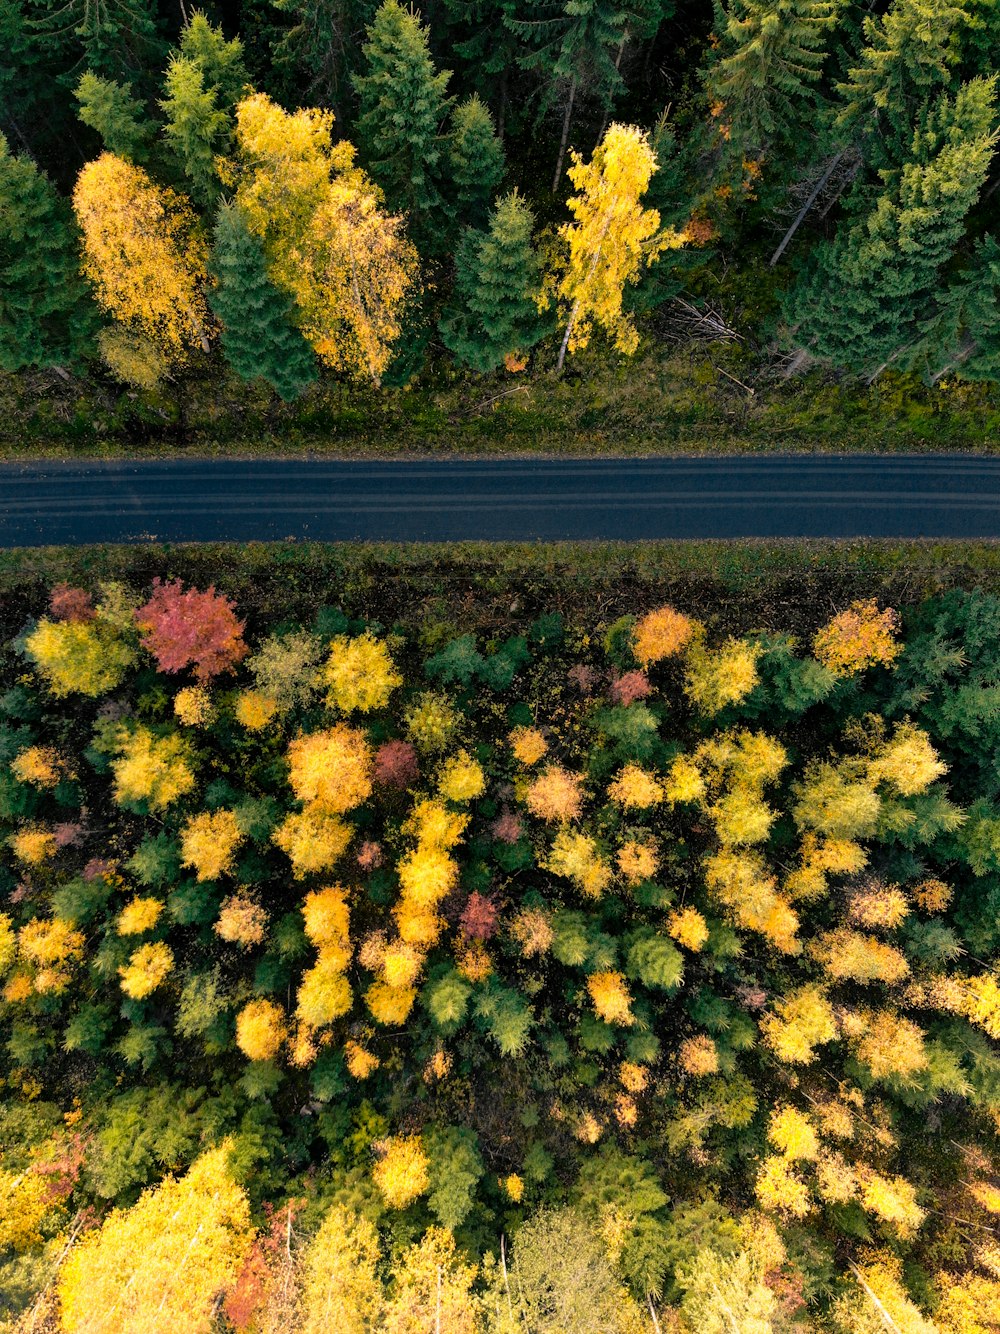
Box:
[160, 57, 229, 205]
[0, 133, 96, 372]
[837, 0, 972, 171]
[270, 0, 376, 119]
[352, 0, 454, 252]
[786, 77, 998, 378]
[75, 72, 151, 159]
[209, 205, 319, 401]
[448, 93, 505, 229]
[440, 190, 547, 372]
[704, 0, 843, 167]
[899, 235, 1000, 384]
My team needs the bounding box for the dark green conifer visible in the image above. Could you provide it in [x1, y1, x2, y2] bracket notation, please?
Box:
[0, 133, 96, 372]
[440, 190, 547, 373]
[208, 202, 318, 401]
[448, 94, 505, 230]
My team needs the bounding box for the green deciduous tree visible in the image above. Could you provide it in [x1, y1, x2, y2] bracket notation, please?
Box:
[209, 201, 318, 401]
[440, 190, 547, 372]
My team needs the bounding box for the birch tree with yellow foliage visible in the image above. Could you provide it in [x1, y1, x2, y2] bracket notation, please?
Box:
[229, 92, 418, 383]
[72, 153, 212, 385]
[543, 123, 685, 371]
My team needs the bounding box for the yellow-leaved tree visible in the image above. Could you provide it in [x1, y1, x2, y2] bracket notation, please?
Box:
[58, 1142, 253, 1334]
[230, 93, 418, 383]
[72, 153, 212, 384]
[544, 123, 684, 370]
[298, 1205, 383, 1334]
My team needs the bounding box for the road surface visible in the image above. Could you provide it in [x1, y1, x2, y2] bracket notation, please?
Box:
[1, 456, 1000, 545]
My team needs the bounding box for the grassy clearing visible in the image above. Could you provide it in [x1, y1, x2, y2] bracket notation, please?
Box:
[4, 343, 1000, 459]
[3, 539, 1000, 646]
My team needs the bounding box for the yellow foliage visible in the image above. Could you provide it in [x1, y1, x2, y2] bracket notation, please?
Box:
[545, 123, 683, 362]
[607, 764, 664, 808]
[813, 600, 900, 677]
[365, 979, 417, 1026]
[0, 1166, 52, 1251]
[299, 1205, 383, 1334]
[24, 616, 135, 698]
[174, 685, 214, 726]
[214, 894, 268, 949]
[810, 929, 909, 984]
[760, 984, 838, 1064]
[296, 958, 353, 1028]
[503, 1173, 524, 1201]
[668, 906, 710, 952]
[684, 638, 761, 714]
[19, 918, 85, 995]
[962, 974, 1000, 1039]
[633, 605, 698, 665]
[10, 828, 57, 865]
[710, 789, 775, 846]
[768, 1105, 819, 1160]
[851, 1010, 928, 1081]
[234, 689, 278, 730]
[58, 1143, 252, 1334]
[397, 844, 459, 909]
[619, 1061, 649, 1092]
[0, 913, 14, 974]
[11, 745, 62, 788]
[180, 809, 244, 881]
[855, 1166, 925, 1236]
[393, 901, 444, 948]
[793, 761, 882, 841]
[345, 1040, 380, 1080]
[236, 998, 288, 1061]
[913, 878, 953, 913]
[587, 971, 636, 1025]
[545, 828, 612, 897]
[703, 848, 800, 951]
[935, 1271, 1000, 1334]
[272, 809, 352, 877]
[848, 883, 910, 930]
[119, 941, 174, 1000]
[404, 691, 459, 752]
[372, 1135, 429, 1209]
[832, 1253, 938, 1334]
[438, 749, 486, 803]
[755, 1155, 811, 1218]
[402, 798, 468, 849]
[511, 906, 555, 957]
[381, 1226, 480, 1334]
[662, 754, 706, 804]
[117, 896, 164, 936]
[524, 765, 585, 821]
[617, 839, 659, 884]
[509, 725, 548, 765]
[869, 722, 947, 795]
[286, 724, 372, 813]
[322, 632, 403, 713]
[73, 154, 211, 366]
[381, 940, 423, 989]
[111, 726, 196, 810]
[678, 1034, 720, 1076]
[815, 1151, 858, 1204]
[301, 885, 351, 953]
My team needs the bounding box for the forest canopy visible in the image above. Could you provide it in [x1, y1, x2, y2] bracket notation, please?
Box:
[3, 0, 1000, 401]
[3, 576, 1000, 1328]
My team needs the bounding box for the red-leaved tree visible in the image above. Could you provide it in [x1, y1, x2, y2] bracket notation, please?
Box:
[135, 579, 248, 681]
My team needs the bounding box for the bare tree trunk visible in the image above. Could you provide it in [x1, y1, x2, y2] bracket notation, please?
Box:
[556, 210, 615, 370]
[552, 76, 577, 194]
[848, 1262, 904, 1333]
[769, 149, 846, 267]
[648, 1293, 662, 1334]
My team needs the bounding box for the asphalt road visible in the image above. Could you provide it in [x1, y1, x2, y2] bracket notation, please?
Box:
[1, 456, 1000, 545]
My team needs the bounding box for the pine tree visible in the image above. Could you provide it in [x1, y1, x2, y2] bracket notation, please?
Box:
[209, 202, 318, 400]
[352, 0, 454, 251]
[440, 190, 547, 372]
[786, 77, 998, 378]
[898, 234, 1000, 384]
[705, 0, 842, 165]
[0, 133, 96, 372]
[448, 93, 505, 229]
[75, 71, 151, 159]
